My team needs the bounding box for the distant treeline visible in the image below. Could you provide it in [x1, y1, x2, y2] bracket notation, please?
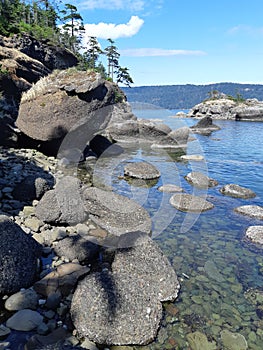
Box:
[122, 83, 263, 109]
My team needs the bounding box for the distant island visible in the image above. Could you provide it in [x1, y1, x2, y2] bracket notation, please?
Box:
[122, 82, 263, 109]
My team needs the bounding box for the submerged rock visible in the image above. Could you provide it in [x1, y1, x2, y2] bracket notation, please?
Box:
[220, 330, 248, 350]
[220, 184, 256, 199]
[124, 161, 161, 180]
[169, 194, 214, 212]
[186, 331, 217, 350]
[234, 205, 263, 220]
[185, 171, 218, 189]
[245, 226, 263, 245]
[158, 184, 184, 193]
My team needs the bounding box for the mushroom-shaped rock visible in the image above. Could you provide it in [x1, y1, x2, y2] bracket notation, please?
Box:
[220, 184, 256, 199]
[124, 161, 161, 180]
[82, 187, 152, 238]
[185, 171, 218, 189]
[234, 205, 263, 220]
[170, 194, 214, 212]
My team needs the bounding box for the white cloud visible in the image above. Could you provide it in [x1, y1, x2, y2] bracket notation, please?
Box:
[119, 48, 207, 57]
[227, 25, 263, 36]
[83, 16, 144, 40]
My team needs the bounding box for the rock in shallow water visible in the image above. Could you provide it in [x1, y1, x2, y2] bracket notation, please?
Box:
[234, 205, 263, 220]
[220, 184, 256, 199]
[6, 309, 43, 331]
[185, 171, 218, 189]
[124, 161, 161, 180]
[245, 226, 263, 245]
[169, 194, 214, 212]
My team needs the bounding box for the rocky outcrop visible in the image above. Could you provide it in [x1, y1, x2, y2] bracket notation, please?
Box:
[70, 233, 180, 346]
[190, 116, 220, 135]
[0, 34, 78, 71]
[188, 97, 263, 121]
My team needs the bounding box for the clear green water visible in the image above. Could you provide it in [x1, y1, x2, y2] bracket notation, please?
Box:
[97, 111, 263, 349]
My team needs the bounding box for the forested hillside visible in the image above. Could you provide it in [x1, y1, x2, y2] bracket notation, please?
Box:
[122, 83, 263, 109]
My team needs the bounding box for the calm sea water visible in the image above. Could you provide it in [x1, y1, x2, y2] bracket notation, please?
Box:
[104, 108, 263, 349]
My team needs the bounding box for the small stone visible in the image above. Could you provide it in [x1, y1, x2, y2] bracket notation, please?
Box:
[157, 184, 184, 193]
[220, 330, 248, 350]
[5, 288, 39, 311]
[37, 322, 49, 335]
[6, 309, 43, 331]
[0, 324, 11, 338]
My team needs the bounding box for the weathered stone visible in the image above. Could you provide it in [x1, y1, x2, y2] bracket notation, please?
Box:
[5, 288, 39, 311]
[34, 263, 90, 297]
[190, 116, 220, 135]
[53, 235, 100, 263]
[157, 184, 184, 193]
[0, 324, 11, 338]
[169, 194, 214, 212]
[234, 205, 263, 220]
[124, 161, 161, 180]
[220, 330, 248, 350]
[71, 270, 162, 346]
[71, 233, 179, 346]
[185, 171, 218, 189]
[24, 327, 68, 350]
[220, 184, 256, 199]
[186, 331, 217, 350]
[0, 215, 42, 294]
[6, 309, 43, 331]
[180, 154, 204, 161]
[83, 187, 152, 238]
[35, 176, 87, 225]
[245, 226, 263, 245]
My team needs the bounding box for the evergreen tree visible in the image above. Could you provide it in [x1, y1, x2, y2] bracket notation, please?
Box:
[83, 36, 103, 70]
[116, 66, 133, 87]
[104, 38, 120, 81]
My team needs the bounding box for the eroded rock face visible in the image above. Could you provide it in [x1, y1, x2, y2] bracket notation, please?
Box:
[71, 233, 180, 346]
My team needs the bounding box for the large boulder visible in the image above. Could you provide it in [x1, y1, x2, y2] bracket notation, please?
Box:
[16, 70, 119, 149]
[71, 233, 180, 346]
[82, 187, 152, 238]
[0, 215, 42, 294]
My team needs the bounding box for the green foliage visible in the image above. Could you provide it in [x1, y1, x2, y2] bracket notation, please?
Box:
[114, 89, 125, 103]
[122, 83, 263, 109]
[227, 92, 246, 103]
[0, 64, 9, 76]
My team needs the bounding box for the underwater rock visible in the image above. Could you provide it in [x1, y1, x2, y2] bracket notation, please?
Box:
[220, 330, 248, 350]
[186, 331, 217, 350]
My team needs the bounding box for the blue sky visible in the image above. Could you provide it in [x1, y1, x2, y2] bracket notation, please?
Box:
[66, 0, 263, 86]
